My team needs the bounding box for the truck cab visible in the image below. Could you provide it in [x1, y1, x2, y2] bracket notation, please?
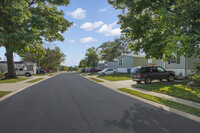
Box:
[4, 67, 35, 77]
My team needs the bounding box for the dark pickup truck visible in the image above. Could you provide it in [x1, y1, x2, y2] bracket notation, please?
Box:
[131, 66, 176, 84]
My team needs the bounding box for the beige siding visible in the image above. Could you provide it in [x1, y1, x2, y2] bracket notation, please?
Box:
[133, 57, 148, 67]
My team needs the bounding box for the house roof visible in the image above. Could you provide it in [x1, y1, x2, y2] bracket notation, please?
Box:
[117, 54, 145, 59]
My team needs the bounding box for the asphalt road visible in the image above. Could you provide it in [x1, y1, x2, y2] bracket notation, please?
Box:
[0, 73, 200, 133]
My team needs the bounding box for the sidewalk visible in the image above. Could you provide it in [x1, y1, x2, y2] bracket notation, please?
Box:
[85, 75, 200, 109]
[0, 74, 54, 91]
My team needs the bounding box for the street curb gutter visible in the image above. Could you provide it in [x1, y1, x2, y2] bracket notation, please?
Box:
[80, 74, 200, 123]
[0, 73, 61, 102]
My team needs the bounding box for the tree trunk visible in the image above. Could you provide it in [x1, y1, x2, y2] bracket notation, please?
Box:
[5, 45, 17, 79]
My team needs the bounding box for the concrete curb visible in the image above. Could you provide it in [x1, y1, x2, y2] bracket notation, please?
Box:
[0, 73, 61, 102]
[79, 74, 200, 123]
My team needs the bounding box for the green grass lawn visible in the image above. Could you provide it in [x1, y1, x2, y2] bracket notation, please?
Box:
[118, 88, 200, 117]
[137, 83, 200, 103]
[98, 73, 131, 81]
[87, 73, 98, 76]
[0, 78, 27, 83]
[89, 77, 104, 82]
[0, 91, 12, 98]
[26, 78, 44, 83]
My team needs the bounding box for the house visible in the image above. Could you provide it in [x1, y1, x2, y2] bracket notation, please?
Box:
[0, 61, 37, 73]
[117, 54, 148, 73]
[154, 56, 200, 76]
[97, 62, 105, 70]
[97, 61, 118, 70]
[106, 61, 118, 69]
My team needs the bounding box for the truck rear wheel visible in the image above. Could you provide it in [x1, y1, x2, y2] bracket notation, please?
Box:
[25, 73, 31, 77]
[145, 77, 151, 84]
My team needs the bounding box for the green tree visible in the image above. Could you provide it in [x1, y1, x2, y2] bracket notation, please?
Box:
[99, 36, 131, 61]
[20, 42, 46, 68]
[109, 0, 200, 60]
[40, 47, 65, 69]
[60, 65, 69, 71]
[0, 0, 72, 78]
[85, 47, 99, 68]
[79, 59, 87, 68]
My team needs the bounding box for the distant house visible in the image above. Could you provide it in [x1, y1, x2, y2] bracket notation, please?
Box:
[97, 61, 118, 70]
[117, 54, 148, 73]
[97, 62, 105, 70]
[0, 61, 37, 73]
[106, 61, 118, 69]
[154, 56, 200, 76]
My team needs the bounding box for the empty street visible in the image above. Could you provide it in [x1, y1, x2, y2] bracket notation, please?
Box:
[0, 73, 200, 133]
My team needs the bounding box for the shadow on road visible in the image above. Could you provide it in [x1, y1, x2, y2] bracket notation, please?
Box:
[104, 103, 200, 133]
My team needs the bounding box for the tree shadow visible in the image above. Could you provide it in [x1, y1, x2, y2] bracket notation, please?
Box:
[104, 103, 200, 133]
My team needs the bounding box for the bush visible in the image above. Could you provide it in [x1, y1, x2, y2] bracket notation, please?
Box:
[192, 61, 200, 81]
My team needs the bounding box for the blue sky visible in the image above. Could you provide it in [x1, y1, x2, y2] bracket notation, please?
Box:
[0, 0, 122, 66]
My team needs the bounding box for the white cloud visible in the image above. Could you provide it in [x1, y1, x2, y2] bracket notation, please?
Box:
[80, 37, 97, 43]
[98, 6, 109, 12]
[97, 22, 121, 36]
[80, 21, 104, 31]
[68, 40, 75, 43]
[67, 8, 86, 19]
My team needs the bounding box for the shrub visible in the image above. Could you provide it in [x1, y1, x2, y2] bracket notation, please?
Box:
[192, 61, 200, 81]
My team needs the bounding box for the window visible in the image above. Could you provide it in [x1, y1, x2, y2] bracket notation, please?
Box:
[141, 67, 149, 73]
[118, 60, 122, 66]
[157, 67, 165, 72]
[151, 67, 158, 72]
[19, 68, 23, 71]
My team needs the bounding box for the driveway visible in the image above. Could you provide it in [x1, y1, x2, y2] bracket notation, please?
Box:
[0, 73, 199, 133]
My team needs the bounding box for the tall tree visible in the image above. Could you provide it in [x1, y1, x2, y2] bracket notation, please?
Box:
[79, 59, 87, 68]
[99, 36, 131, 61]
[20, 42, 46, 67]
[40, 47, 65, 69]
[109, 0, 200, 60]
[85, 47, 99, 68]
[0, 0, 72, 78]
[22, 46, 65, 69]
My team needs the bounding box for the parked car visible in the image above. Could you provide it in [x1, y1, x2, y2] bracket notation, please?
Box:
[81, 68, 86, 72]
[90, 68, 102, 73]
[85, 68, 90, 73]
[4, 67, 35, 77]
[36, 69, 46, 74]
[98, 68, 118, 76]
[131, 66, 175, 84]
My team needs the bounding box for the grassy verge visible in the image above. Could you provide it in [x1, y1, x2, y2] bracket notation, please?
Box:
[118, 88, 200, 117]
[89, 77, 104, 82]
[88, 73, 98, 76]
[98, 73, 131, 81]
[26, 78, 44, 83]
[0, 78, 27, 83]
[137, 83, 200, 103]
[0, 91, 12, 98]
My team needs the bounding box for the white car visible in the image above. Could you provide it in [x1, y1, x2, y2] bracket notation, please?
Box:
[98, 68, 118, 76]
[4, 68, 35, 77]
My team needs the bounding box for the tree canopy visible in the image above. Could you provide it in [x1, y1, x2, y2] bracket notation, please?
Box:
[109, 0, 200, 61]
[0, 0, 72, 78]
[22, 46, 65, 69]
[98, 36, 131, 61]
[85, 47, 99, 68]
